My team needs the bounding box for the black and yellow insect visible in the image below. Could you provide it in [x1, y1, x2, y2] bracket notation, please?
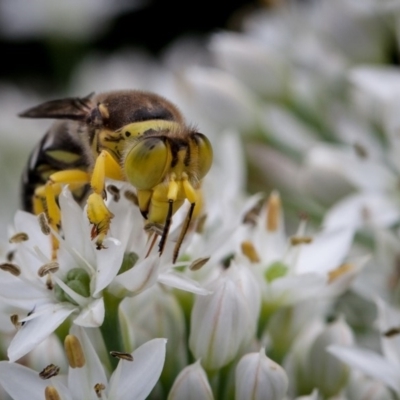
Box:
[20, 90, 213, 262]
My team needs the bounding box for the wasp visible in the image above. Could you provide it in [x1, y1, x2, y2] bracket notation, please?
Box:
[20, 90, 213, 262]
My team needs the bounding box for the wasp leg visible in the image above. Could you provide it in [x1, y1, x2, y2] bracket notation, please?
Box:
[34, 169, 90, 259]
[87, 150, 124, 249]
[172, 175, 198, 263]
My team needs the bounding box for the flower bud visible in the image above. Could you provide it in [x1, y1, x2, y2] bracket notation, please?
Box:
[189, 262, 261, 370]
[308, 317, 354, 398]
[235, 348, 288, 400]
[167, 360, 214, 400]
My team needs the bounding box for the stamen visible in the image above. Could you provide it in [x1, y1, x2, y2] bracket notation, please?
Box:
[38, 261, 60, 277]
[10, 314, 21, 329]
[124, 190, 138, 206]
[46, 275, 54, 290]
[328, 263, 354, 283]
[144, 222, 164, 236]
[9, 232, 29, 243]
[64, 334, 86, 368]
[241, 241, 260, 263]
[189, 257, 210, 271]
[290, 236, 313, 246]
[266, 192, 281, 232]
[195, 214, 207, 233]
[110, 351, 134, 361]
[0, 262, 21, 276]
[6, 250, 15, 262]
[94, 383, 106, 398]
[107, 185, 121, 202]
[38, 213, 51, 235]
[45, 386, 61, 400]
[39, 364, 60, 379]
[383, 327, 400, 337]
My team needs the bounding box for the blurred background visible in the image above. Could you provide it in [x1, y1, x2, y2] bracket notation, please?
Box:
[0, 0, 399, 242]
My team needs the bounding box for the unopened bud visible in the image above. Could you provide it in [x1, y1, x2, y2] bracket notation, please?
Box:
[168, 360, 214, 400]
[235, 348, 288, 400]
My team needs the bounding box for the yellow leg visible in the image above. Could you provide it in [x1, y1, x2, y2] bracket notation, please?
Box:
[87, 151, 124, 248]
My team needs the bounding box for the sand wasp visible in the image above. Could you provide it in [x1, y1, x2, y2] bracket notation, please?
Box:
[20, 90, 213, 262]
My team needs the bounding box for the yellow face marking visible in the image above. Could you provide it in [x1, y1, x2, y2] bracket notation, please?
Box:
[45, 150, 82, 163]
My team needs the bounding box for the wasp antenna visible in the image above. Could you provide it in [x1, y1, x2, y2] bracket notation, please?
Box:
[173, 202, 195, 264]
[158, 200, 174, 257]
[19, 93, 94, 120]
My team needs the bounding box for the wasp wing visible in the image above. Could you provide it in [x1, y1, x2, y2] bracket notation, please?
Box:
[19, 93, 95, 120]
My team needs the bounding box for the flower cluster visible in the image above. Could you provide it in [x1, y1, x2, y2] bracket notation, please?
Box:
[1, 0, 400, 399]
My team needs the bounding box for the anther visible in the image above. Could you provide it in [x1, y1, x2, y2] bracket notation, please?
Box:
[10, 314, 21, 329]
[124, 190, 138, 206]
[383, 327, 400, 337]
[94, 383, 106, 398]
[195, 214, 207, 234]
[328, 263, 354, 283]
[9, 232, 29, 243]
[45, 386, 61, 400]
[0, 262, 21, 276]
[189, 257, 210, 271]
[110, 351, 134, 361]
[64, 334, 86, 368]
[241, 241, 260, 263]
[39, 364, 60, 379]
[266, 192, 281, 232]
[107, 185, 121, 202]
[290, 236, 313, 246]
[38, 213, 51, 235]
[38, 261, 60, 277]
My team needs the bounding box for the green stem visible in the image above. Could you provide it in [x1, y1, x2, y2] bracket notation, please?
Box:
[100, 290, 123, 369]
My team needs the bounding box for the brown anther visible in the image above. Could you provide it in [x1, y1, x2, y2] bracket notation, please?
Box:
[39, 364, 60, 379]
[10, 314, 21, 329]
[266, 192, 281, 232]
[94, 383, 106, 398]
[189, 257, 210, 271]
[328, 263, 354, 283]
[110, 351, 134, 361]
[44, 386, 61, 400]
[241, 241, 260, 263]
[383, 327, 400, 337]
[290, 236, 313, 246]
[6, 250, 15, 262]
[243, 200, 263, 225]
[38, 212, 51, 235]
[64, 334, 86, 368]
[354, 142, 368, 158]
[124, 190, 138, 206]
[0, 262, 21, 276]
[107, 184, 121, 202]
[38, 261, 60, 277]
[46, 275, 54, 290]
[9, 232, 29, 243]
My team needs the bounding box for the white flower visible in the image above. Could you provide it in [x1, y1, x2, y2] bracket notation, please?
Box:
[189, 261, 261, 370]
[0, 188, 125, 361]
[0, 325, 167, 400]
[329, 298, 400, 394]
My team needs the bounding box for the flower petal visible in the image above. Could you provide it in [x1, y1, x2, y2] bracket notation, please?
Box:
[108, 338, 167, 400]
[157, 271, 210, 295]
[73, 297, 105, 327]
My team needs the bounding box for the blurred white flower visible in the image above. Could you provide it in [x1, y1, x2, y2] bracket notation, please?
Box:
[0, 0, 145, 40]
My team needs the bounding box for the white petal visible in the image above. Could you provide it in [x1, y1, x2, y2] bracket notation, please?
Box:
[8, 304, 75, 362]
[68, 325, 108, 400]
[74, 297, 105, 327]
[109, 338, 167, 400]
[109, 255, 160, 297]
[323, 193, 400, 230]
[158, 271, 210, 295]
[93, 237, 124, 295]
[294, 227, 354, 275]
[328, 345, 400, 394]
[0, 361, 48, 400]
